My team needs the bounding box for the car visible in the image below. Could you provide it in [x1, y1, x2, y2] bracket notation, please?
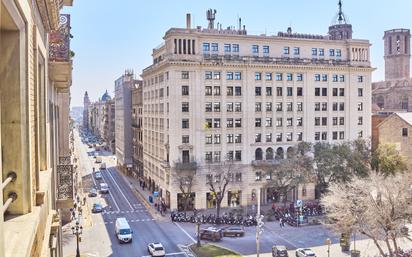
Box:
[272, 245, 289, 257]
[100, 183, 109, 193]
[222, 226, 245, 237]
[94, 171, 102, 180]
[295, 248, 316, 257]
[92, 203, 103, 213]
[198, 227, 223, 242]
[147, 243, 165, 257]
[88, 188, 97, 197]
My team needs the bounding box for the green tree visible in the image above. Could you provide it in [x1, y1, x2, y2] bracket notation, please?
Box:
[371, 143, 407, 176]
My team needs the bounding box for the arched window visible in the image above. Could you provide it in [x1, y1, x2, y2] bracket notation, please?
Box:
[255, 148, 263, 160]
[266, 148, 274, 160]
[286, 147, 295, 159]
[275, 147, 284, 159]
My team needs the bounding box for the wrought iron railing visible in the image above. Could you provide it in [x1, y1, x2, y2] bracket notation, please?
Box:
[49, 14, 71, 62]
[57, 164, 74, 200]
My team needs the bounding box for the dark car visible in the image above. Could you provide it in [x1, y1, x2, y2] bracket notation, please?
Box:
[92, 203, 103, 213]
[222, 226, 245, 237]
[88, 188, 97, 197]
[272, 245, 288, 257]
[198, 227, 223, 242]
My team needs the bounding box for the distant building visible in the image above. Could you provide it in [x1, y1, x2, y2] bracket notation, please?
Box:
[132, 83, 144, 178]
[83, 91, 91, 128]
[372, 29, 411, 112]
[115, 71, 141, 172]
[141, 3, 372, 210]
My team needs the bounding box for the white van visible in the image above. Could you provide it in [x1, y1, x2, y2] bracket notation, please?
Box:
[95, 156, 102, 163]
[100, 183, 109, 194]
[115, 217, 133, 243]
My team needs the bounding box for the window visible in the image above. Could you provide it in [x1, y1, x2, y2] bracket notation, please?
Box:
[205, 71, 212, 80]
[205, 86, 212, 96]
[226, 134, 233, 144]
[293, 47, 300, 55]
[322, 117, 327, 126]
[339, 102, 345, 111]
[276, 102, 283, 112]
[319, 48, 324, 56]
[214, 102, 221, 112]
[286, 73, 293, 81]
[358, 131, 363, 138]
[297, 132, 303, 141]
[339, 75, 345, 82]
[283, 46, 290, 55]
[358, 75, 364, 82]
[255, 118, 262, 127]
[297, 117, 303, 126]
[235, 72, 241, 80]
[255, 87, 262, 96]
[214, 134, 221, 144]
[265, 72, 272, 81]
[182, 102, 189, 112]
[255, 102, 262, 112]
[266, 87, 272, 96]
[205, 102, 212, 112]
[266, 102, 272, 112]
[182, 85, 189, 95]
[339, 131, 345, 139]
[255, 72, 262, 80]
[358, 88, 363, 97]
[235, 102, 242, 112]
[296, 73, 303, 81]
[286, 118, 293, 127]
[203, 43, 210, 52]
[227, 103, 233, 112]
[276, 118, 283, 127]
[214, 119, 221, 128]
[358, 116, 363, 125]
[224, 44, 231, 52]
[255, 171, 262, 181]
[315, 117, 320, 126]
[339, 88, 345, 96]
[266, 133, 272, 142]
[205, 119, 212, 128]
[252, 45, 259, 54]
[235, 118, 242, 127]
[232, 44, 239, 52]
[227, 86, 233, 96]
[263, 45, 269, 54]
[255, 133, 261, 142]
[276, 133, 283, 142]
[226, 72, 233, 80]
[286, 132, 293, 142]
[287, 87, 293, 96]
[266, 118, 272, 127]
[235, 134, 242, 143]
[235, 173, 242, 182]
[333, 102, 338, 111]
[275, 73, 283, 81]
[235, 87, 242, 96]
[286, 102, 293, 111]
[182, 119, 189, 128]
[182, 135, 189, 144]
[182, 71, 189, 79]
[333, 74, 338, 82]
[213, 72, 221, 80]
[322, 74, 328, 81]
[312, 48, 317, 56]
[297, 87, 303, 96]
[329, 49, 335, 56]
[336, 49, 342, 57]
[214, 151, 221, 162]
[206, 135, 212, 144]
[227, 119, 233, 128]
[322, 88, 328, 96]
[333, 88, 338, 96]
[321, 132, 327, 140]
[211, 43, 218, 52]
[276, 87, 282, 96]
[214, 86, 220, 95]
[322, 102, 328, 111]
[333, 117, 338, 125]
[205, 152, 212, 161]
[227, 151, 234, 160]
[297, 102, 303, 111]
[332, 132, 338, 140]
[315, 102, 321, 111]
[315, 74, 321, 81]
[358, 102, 363, 111]
[315, 132, 320, 141]
[402, 128, 408, 137]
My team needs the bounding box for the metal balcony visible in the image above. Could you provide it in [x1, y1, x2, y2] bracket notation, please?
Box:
[174, 159, 197, 171]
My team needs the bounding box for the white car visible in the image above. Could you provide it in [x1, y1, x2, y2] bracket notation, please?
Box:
[94, 171, 102, 180]
[147, 243, 165, 257]
[296, 248, 316, 257]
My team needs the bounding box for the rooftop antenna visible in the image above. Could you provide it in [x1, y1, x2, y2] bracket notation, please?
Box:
[238, 17, 242, 31]
[207, 9, 216, 29]
[337, 0, 347, 24]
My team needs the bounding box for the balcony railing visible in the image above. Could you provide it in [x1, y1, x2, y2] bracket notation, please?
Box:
[56, 161, 74, 208]
[174, 158, 197, 171]
[49, 14, 71, 62]
[251, 159, 280, 167]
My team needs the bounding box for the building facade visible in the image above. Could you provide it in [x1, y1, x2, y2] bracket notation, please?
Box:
[0, 0, 75, 256]
[115, 71, 140, 172]
[372, 29, 412, 112]
[141, 7, 373, 210]
[83, 91, 90, 128]
[132, 82, 144, 178]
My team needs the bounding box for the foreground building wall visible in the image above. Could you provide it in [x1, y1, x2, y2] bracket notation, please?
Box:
[141, 10, 372, 210]
[0, 0, 74, 256]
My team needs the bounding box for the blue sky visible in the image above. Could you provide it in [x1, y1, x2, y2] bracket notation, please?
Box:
[66, 0, 412, 107]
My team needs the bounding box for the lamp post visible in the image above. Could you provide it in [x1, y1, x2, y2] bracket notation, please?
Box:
[196, 216, 201, 247]
[325, 238, 331, 257]
[71, 220, 83, 257]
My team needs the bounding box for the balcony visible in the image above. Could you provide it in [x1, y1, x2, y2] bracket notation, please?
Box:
[174, 158, 197, 171]
[251, 159, 280, 167]
[49, 14, 72, 89]
[56, 156, 74, 209]
[160, 160, 171, 169]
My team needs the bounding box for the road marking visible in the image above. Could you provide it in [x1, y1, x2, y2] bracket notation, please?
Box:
[100, 173, 120, 212]
[106, 168, 134, 211]
[142, 252, 187, 257]
[174, 222, 196, 243]
[265, 225, 299, 248]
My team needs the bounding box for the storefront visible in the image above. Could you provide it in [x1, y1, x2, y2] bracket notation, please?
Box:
[177, 192, 195, 211]
[206, 192, 218, 209]
[227, 190, 241, 207]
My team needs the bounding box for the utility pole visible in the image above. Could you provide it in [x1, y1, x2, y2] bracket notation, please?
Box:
[256, 188, 264, 257]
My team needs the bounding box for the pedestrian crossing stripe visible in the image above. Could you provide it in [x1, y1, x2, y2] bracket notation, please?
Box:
[100, 219, 155, 225]
[102, 210, 148, 214]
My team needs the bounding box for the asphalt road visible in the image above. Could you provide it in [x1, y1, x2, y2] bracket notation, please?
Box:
[62, 130, 192, 257]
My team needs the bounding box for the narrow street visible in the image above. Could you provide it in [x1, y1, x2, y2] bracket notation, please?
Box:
[62, 130, 192, 257]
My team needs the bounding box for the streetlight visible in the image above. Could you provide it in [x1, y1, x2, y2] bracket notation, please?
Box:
[196, 216, 201, 247]
[71, 220, 83, 257]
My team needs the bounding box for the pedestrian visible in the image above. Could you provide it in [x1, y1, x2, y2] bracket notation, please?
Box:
[282, 219, 285, 227]
[83, 196, 86, 206]
[279, 218, 283, 228]
[74, 202, 77, 210]
[76, 195, 80, 203]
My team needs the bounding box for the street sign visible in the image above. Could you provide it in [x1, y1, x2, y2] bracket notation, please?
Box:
[296, 199, 303, 207]
[153, 191, 159, 197]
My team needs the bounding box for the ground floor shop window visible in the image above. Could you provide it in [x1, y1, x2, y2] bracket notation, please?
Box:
[206, 192, 218, 209]
[177, 192, 195, 211]
[266, 187, 280, 203]
[227, 190, 241, 207]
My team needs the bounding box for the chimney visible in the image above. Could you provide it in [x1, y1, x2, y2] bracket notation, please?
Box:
[186, 13, 191, 29]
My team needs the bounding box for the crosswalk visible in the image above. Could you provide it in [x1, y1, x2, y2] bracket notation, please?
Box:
[97, 218, 156, 225]
[102, 209, 148, 214]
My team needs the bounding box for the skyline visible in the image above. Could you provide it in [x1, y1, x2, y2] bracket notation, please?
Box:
[67, 0, 412, 106]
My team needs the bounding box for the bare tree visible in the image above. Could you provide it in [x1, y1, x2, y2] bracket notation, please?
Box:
[321, 172, 412, 257]
[174, 170, 195, 214]
[205, 160, 234, 218]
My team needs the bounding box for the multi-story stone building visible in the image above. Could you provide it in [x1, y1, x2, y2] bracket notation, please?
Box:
[132, 82, 144, 178]
[0, 0, 75, 256]
[115, 71, 140, 173]
[83, 91, 91, 128]
[372, 29, 411, 112]
[141, 5, 372, 211]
